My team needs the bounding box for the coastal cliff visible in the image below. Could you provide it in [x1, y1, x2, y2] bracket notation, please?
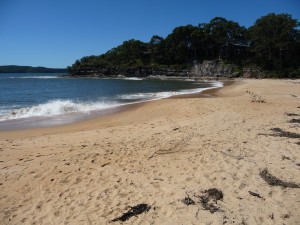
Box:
[68, 66, 190, 78]
[68, 60, 265, 79]
[191, 60, 264, 79]
[191, 60, 240, 78]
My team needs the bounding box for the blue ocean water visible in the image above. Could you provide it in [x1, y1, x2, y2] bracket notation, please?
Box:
[0, 73, 222, 129]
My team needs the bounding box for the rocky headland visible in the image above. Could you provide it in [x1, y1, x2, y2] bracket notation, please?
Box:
[67, 60, 265, 80]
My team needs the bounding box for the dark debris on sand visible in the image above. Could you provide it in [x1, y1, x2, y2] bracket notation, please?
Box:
[204, 188, 224, 202]
[182, 188, 224, 214]
[260, 168, 300, 188]
[270, 128, 300, 139]
[111, 204, 151, 222]
[248, 191, 264, 199]
[199, 188, 224, 213]
[286, 113, 300, 117]
[181, 193, 195, 206]
[290, 118, 300, 124]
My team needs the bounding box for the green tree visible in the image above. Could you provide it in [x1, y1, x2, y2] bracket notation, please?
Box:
[69, 13, 299, 78]
[164, 25, 198, 64]
[118, 39, 149, 66]
[149, 35, 165, 64]
[204, 17, 247, 60]
[248, 13, 299, 69]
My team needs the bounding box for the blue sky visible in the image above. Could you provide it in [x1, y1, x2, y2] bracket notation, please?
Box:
[1, 0, 299, 68]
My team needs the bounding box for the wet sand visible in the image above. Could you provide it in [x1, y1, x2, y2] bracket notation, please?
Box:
[0, 79, 300, 225]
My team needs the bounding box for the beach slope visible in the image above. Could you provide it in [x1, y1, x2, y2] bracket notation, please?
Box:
[1, 79, 300, 225]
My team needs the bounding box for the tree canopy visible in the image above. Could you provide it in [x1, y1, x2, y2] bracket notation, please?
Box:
[69, 13, 300, 77]
[248, 13, 300, 72]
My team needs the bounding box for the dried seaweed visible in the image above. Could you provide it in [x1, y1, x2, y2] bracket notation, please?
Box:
[182, 196, 195, 205]
[181, 188, 224, 214]
[290, 118, 300, 124]
[199, 188, 223, 213]
[248, 191, 263, 199]
[111, 204, 151, 222]
[270, 128, 300, 139]
[246, 91, 266, 103]
[181, 192, 195, 205]
[282, 155, 294, 162]
[205, 188, 224, 202]
[260, 168, 300, 188]
[286, 113, 300, 117]
[148, 132, 194, 159]
[200, 199, 220, 213]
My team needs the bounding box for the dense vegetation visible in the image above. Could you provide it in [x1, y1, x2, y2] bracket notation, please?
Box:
[69, 13, 300, 78]
[0, 65, 67, 73]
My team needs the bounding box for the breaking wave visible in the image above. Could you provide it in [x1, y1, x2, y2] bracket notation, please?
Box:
[122, 77, 143, 80]
[8, 76, 60, 79]
[118, 80, 223, 100]
[0, 81, 223, 122]
[0, 100, 118, 121]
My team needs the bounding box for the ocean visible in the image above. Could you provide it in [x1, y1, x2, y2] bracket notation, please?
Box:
[0, 73, 222, 130]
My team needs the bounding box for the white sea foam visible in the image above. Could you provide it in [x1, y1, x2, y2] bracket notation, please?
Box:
[118, 93, 161, 100]
[185, 78, 195, 81]
[213, 80, 223, 87]
[170, 80, 222, 96]
[0, 81, 223, 122]
[118, 81, 223, 101]
[9, 76, 59, 79]
[0, 100, 118, 121]
[122, 77, 143, 80]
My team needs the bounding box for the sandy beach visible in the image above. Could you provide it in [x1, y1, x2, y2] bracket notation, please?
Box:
[0, 79, 300, 225]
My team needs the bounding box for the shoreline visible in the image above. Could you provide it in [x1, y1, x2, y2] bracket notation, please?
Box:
[1, 79, 299, 224]
[0, 79, 227, 133]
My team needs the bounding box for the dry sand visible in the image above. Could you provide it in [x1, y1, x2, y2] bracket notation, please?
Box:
[0, 79, 300, 225]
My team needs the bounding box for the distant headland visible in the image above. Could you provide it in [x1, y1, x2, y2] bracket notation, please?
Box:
[0, 65, 67, 73]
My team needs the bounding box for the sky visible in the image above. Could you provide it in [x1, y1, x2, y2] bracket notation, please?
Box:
[0, 0, 299, 68]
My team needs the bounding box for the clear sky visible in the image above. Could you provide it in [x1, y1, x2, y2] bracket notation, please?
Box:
[1, 0, 299, 68]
